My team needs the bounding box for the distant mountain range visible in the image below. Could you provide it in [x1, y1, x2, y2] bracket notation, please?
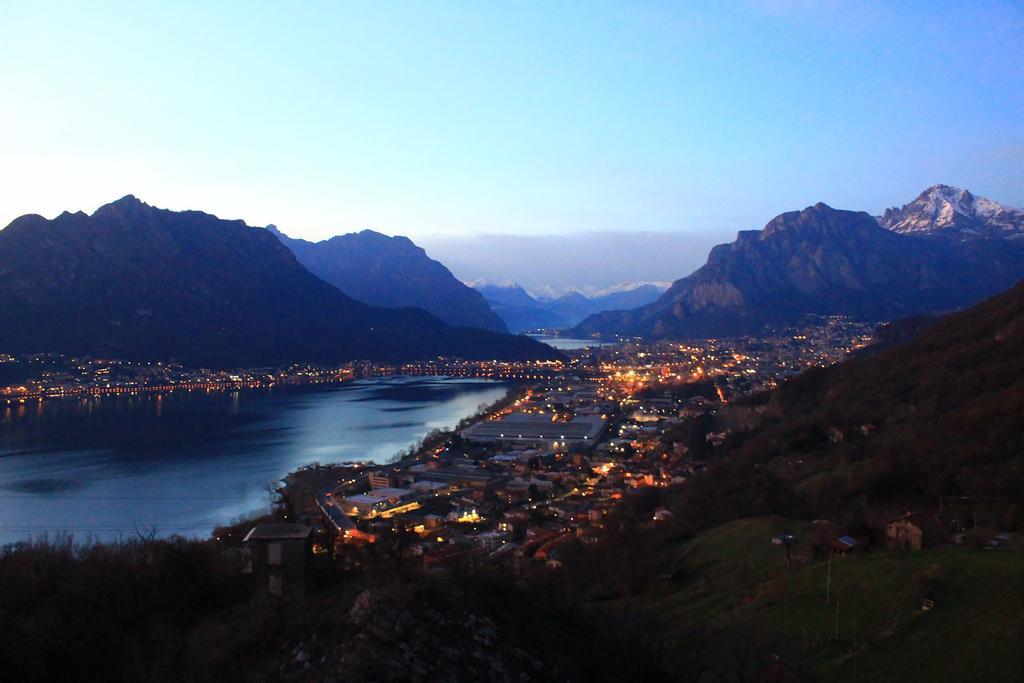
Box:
[268, 227, 508, 333]
[473, 283, 666, 333]
[573, 185, 1024, 340]
[0, 196, 556, 367]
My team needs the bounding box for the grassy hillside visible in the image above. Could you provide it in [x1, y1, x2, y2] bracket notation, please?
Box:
[627, 517, 1024, 682]
[681, 282, 1024, 534]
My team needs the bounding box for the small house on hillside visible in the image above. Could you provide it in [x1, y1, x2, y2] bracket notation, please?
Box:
[244, 524, 315, 598]
[652, 507, 673, 522]
[887, 512, 947, 550]
[832, 536, 857, 554]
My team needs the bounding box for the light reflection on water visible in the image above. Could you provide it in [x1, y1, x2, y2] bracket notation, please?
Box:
[0, 376, 508, 544]
[529, 335, 610, 350]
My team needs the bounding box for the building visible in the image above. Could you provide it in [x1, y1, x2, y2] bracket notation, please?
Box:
[832, 535, 857, 554]
[409, 480, 448, 495]
[652, 507, 673, 522]
[473, 530, 512, 550]
[407, 463, 503, 490]
[369, 470, 397, 489]
[504, 476, 555, 497]
[243, 524, 315, 598]
[461, 412, 605, 450]
[887, 512, 947, 550]
[341, 487, 419, 519]
[771, 533, 795, 546]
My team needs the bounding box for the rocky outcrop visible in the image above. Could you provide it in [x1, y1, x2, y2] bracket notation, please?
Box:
[274, 585, 548, 682]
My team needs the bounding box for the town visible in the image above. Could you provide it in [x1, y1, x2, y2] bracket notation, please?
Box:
[217, 315, 881, 596]
[0, 314, 874, 405]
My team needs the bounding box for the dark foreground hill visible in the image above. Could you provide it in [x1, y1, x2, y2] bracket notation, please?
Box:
[0, 534, 670, 683]
[0, 197, 556, 367]
[574, 196, 1024, 340]
[677, 279, 1024, 531]
[269, 227, 509, 333]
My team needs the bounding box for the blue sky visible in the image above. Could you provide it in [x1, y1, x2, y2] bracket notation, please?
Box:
[1, 1, 1022, 289]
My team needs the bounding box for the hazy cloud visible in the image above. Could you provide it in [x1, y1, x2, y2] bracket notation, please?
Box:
[417, 230, 733, 295]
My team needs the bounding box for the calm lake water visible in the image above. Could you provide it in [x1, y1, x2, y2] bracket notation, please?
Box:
[0, 376, 508, 544]
[530, 335, 610, 350]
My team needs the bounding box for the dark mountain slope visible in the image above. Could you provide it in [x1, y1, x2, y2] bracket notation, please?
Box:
[688, 280, 1024, 528]
[269, 227, 507, 333]
[574, 202, 1024, 339]
[0, 197, 555, 367]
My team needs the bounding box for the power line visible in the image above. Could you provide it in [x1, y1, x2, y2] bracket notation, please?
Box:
[0, 523, 222, 533]
[0, 528, 220, 532]
[0, 497, 268, 501]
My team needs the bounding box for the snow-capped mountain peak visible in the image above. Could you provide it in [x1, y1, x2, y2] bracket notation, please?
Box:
[880, 184, 1024, 238]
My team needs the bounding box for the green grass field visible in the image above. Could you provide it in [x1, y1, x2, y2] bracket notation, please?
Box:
[631, 517, 1024, 682]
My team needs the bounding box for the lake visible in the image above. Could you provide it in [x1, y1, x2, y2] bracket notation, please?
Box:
[0, 376, 509, 544]
[529, 335, 610, 350]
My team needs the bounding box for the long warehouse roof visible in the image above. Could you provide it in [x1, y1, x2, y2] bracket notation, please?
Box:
[462, 413, 605, 441]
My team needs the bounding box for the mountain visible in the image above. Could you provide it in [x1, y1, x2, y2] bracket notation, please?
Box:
[574, 196, 1024, 340]
[881, 184, 1024, 239]
[268, 227, 508, 333]
[473, 283, 569, 332]
[541, 285, 666, 327]
[475, 282, 666, 332]
[0, 196, 557, 367]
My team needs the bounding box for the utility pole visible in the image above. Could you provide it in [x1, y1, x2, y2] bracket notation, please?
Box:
[834, 590, 841, 641]
[825, 546, 833, 605]
[853, 618, 859, 683]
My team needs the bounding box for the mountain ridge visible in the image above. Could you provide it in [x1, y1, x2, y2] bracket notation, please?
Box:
[573, 191, 1024, 340]
[475, 282, 666, 332]
[880, 184, 1024, 239]
[0, 197, 556, 367]
[268, 226, 508, 333]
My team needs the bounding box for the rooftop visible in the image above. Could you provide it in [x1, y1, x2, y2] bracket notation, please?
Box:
[243, 524, 315, 542]
[462, 412, 605, 442]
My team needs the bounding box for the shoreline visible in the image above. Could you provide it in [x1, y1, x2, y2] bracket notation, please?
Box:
[1, 359, 567, 405]
[275, 382, 526, 535]
[0, 376, 519, 546]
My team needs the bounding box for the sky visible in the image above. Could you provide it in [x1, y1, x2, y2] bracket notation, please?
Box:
[1, 1, 1022, 292]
